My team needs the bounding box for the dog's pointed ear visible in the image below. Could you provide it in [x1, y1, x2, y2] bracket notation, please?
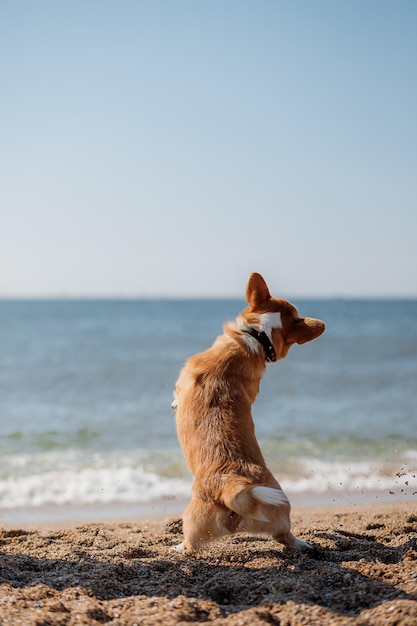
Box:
[245, 273, 271, 309]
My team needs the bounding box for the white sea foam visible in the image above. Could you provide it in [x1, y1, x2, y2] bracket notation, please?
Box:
[0, 466, 191, 509]
[0, 450, 192, 509]
[281, 458, 417, 495]
[0, 450, 415, 509]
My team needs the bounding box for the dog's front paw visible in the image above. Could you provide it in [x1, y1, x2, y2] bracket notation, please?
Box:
[293, 537, 313, 551]
[171, 399, 178, 410]
[173, 541, 186, 553]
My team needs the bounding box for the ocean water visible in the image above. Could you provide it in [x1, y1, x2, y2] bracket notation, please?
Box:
[0, 298, 416, 517]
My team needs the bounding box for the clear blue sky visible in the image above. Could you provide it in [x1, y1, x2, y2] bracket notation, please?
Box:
[1, 1, 416, 297]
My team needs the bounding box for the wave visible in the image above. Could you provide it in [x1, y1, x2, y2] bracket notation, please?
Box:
[281, 455, 417, 495]
[0, 466, 191, 509]
[0, 448, 416, 509]
[0, 452, 190, 509]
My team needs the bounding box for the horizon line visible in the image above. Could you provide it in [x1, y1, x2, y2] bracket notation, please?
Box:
[1, 293, 416, 301]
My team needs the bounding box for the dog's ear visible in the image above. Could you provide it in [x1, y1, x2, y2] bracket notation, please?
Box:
[246, 273, 271, 309]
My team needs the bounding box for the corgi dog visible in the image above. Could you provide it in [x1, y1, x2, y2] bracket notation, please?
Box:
[172, 272, 325, 553]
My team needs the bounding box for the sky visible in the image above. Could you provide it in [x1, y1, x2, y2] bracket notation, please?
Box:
[1, 1, 416, 298]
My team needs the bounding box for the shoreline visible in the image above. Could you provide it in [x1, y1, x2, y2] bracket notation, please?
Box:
[0, 488, 414, 530]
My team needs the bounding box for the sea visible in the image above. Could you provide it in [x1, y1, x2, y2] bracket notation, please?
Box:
[0, 298, 416, 523]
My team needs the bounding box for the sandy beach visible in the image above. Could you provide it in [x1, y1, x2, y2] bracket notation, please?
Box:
[0, 500, 416, 625]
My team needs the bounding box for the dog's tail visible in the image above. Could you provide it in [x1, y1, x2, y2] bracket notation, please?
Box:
[221, 479, 290, 522]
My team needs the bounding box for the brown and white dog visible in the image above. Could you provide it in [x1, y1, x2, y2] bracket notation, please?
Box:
[172, 272, 325, 553]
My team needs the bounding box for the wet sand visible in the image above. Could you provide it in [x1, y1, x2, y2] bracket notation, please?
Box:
[0, 501, 416, 625]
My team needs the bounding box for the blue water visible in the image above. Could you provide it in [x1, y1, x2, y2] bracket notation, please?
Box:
[0, 298, 416, 510]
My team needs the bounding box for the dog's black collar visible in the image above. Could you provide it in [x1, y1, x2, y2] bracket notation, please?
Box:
[241, 326, 277, 362]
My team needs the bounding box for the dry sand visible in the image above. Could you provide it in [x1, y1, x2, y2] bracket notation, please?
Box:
[0, 501, 416, 625]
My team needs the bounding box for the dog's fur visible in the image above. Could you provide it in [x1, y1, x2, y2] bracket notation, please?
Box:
[173, 272, 325, 553]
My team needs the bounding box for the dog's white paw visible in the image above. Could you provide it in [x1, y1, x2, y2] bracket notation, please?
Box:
[171, 399, 178, 409]
[173, 541, 186, 553]
[293, 537, 312, 551]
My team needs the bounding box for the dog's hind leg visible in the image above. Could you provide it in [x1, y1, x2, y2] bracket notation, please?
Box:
[251, 486, 312, 550]
[237, 486, 311, 551]
[272, 529, 312, 550]
[175, 498, 240, 554]
[269, 506, 312, 551]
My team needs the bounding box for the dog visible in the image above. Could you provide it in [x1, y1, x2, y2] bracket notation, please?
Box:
[172, 272, 325, 553]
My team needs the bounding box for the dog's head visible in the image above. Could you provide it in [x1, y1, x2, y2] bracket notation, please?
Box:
[240, 272, 325, 360]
